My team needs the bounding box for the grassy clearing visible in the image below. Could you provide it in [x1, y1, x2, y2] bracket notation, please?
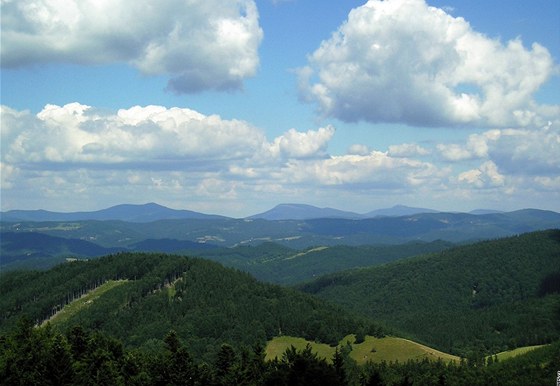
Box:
[265, 335, 460, 365]
[492, 344, 547, 361]
[265, 335, 548, 365]
[265, 336, 336, 361]
[42, 280, 128, 326]
[347, 336, 459, 364]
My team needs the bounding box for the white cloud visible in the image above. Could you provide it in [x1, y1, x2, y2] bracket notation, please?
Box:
[277, 151, 444, 189]
[438, 123, 560, 176]
[534, 176, 560, 190]
[1, 0, 263, 93]
[0, 162, 18, 189]
[267, 126, 335, 159]
[2, 102, 456, 212]
[347, 144, 370, 156]
[2, 102, 559, 214]
[299, 0, 557, 127]
[1, 103, 266, 166]
[388, 143, 430, 157]
[489, 124, 560, 175]
[437, 143, 472, 161]
[458, 161, 505, 188]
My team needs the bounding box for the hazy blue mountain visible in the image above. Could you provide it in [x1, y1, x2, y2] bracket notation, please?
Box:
[468, 209, 505, 215]
[363, 204, 439, 217]
[0, 232, 122, 269]
[248, 203, 363, 220]
[1, 202, 227, 222]
[2, 208, 559, 251]
[294, 209, 560, 246]
[129, 238, 219, 253]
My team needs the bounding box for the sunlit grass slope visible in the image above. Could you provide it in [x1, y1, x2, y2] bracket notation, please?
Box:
[492, 344, 548, 361]
[266, 335, 460, 365]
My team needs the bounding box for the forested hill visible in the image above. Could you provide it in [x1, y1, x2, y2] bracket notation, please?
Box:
[0, 253, 382, 361]
[196, 240, 454, 285]
[299, 229, 560, 356]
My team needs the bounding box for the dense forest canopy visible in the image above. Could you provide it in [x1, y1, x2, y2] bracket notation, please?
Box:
[1, 317, 558, 386]
[299, 230, 560, 356]
[0, 252, 382, 361]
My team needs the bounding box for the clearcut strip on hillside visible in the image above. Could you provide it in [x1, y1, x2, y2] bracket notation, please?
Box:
[41, 280, 128, 326]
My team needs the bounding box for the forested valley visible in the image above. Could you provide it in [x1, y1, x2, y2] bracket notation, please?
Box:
[1, 229, 559, 385]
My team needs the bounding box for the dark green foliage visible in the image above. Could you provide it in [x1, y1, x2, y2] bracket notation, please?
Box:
[538, 271, 560, 296]
[266, 344, 343, 386]
[0, 252, 381, 361]
[1, 321, 557, 386]
[300, 230, 560, 355]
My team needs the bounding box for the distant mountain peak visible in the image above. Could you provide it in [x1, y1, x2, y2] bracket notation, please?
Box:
[1, 203, 227, 222]
[364, 205, 439, 218]
[248, 203, 363, 220]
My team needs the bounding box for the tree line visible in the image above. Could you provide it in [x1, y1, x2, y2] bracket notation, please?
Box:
[1, 318, 558, 386]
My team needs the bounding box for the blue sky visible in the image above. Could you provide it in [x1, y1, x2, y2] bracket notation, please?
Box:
[1, 0, 559, 217]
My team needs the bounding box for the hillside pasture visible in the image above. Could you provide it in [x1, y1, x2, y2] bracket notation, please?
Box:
[265, 335, 460, 365]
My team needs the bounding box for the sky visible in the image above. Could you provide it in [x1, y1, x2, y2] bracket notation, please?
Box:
[1, 0, 559, 217]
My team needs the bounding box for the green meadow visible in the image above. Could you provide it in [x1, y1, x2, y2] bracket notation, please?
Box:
[266, 335, 460, 365]
[492, 344, 548, 361]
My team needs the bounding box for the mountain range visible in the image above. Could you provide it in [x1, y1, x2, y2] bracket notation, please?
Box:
[1, 202, 507, 222]
[0, 202, 226, 223]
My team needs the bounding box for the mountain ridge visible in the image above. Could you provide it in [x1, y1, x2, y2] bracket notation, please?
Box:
[2, 209, 559, 252]
[247, 203, 364, 220]
[0, 202, 227, 222]
[2, 202, 555, 222]
[364, 204, 440, 218]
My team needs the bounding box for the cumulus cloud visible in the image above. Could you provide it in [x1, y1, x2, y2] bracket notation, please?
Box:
[1, 102, 456, 212]
[458, 161, 505, 188]
[388, 143, 430, 157]
[277, 151, 444, 189]
[0, 162, 18, 190]
[2, 102, 559, 214]
[299, 0, 557, 127]
[347, 144, 370, 156]
[488, 124, 560, 175]
[1, 0, 263, 93]
[267, 126, 335, 159]
[1, 104, 344, 172]
[438, 122, 560, 175]
[1, 103, 266, 166]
